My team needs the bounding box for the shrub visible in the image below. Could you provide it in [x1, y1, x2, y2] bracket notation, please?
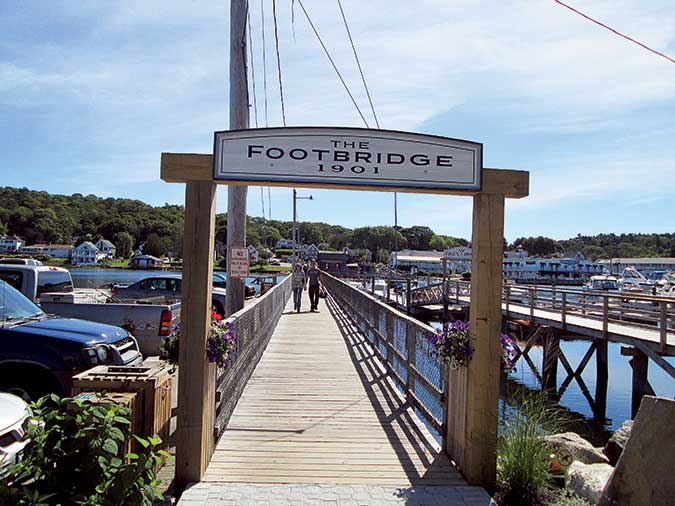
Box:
[0, 394, 168, 506]
[496, 393, 560, 506]
[551, 491, 593, 506]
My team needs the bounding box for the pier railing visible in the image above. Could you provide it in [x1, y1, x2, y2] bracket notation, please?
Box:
[321, 272, 447, 436]
[503, 284, 675, 350]
[213, 274, 291, 436]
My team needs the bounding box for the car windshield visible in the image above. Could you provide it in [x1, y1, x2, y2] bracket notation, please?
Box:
[648, 272, 665, 281]
[0, 280, 44, 321]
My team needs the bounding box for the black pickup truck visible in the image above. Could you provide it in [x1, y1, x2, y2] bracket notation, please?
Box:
[0, 280, 142, 400]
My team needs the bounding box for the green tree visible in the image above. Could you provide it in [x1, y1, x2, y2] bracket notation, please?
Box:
[114, 231, 134, 259]
[429, 235, 449, 251]
[144, 233, 167, 257]
[402, 225, 434, 250]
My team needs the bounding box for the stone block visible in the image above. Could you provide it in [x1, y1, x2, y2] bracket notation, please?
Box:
[567, 461, 613, 504]
[601, 396, 675, 506]
[545, 432, 610, 465]
[603, 420, 632, 466]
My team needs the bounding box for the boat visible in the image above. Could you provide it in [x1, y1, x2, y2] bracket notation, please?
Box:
[617, 267, 649, 293]
[583, 275, 620, 292]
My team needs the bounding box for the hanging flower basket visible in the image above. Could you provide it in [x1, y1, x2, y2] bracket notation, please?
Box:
[429, 321, 518, 373]
[160, 311, 238, 369]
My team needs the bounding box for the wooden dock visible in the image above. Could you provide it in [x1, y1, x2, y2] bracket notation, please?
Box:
[203, 291, 466, 486]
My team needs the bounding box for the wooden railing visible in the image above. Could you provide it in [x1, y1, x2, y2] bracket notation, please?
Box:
[502, 284, 675, 350]
[321, 272, 447, 436]
[213, 275, 291, 436]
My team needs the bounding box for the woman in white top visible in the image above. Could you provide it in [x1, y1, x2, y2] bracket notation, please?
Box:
[291, 263, 307, 313]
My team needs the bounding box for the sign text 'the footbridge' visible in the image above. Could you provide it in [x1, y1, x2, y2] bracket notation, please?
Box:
[213, 127, 482, 193]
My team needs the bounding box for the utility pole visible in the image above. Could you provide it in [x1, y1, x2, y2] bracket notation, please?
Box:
[292, 189, 297, 264]
[225, 0, 249, 316]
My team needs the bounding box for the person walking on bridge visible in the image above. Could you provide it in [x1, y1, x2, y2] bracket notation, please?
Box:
[292, 262, 307, 313]
[307, 261, 321, 312]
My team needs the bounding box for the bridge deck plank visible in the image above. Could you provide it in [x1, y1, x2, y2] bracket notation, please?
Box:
[203, 292, 465, 485]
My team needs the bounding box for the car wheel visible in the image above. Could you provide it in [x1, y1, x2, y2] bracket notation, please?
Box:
[0, 367, 65, 402]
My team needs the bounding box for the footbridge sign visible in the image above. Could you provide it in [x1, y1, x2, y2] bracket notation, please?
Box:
[213, 127, 482, 193]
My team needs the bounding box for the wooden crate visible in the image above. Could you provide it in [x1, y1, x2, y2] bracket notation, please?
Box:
[72, 391, 143, 457]
[72, 362, 172, 458]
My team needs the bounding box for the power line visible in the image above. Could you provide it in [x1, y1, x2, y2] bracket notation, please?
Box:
[267, 187, 272, 219]
[247, 7, 259, 128]
[261, 0, 269, 126]
[336, 0, 380, 128]
[272, 0, 287, 126]
[552, 0, 675, 65]
[297, 0, 370, 127]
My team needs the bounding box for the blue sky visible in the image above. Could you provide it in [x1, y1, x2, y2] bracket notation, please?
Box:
[1, 0, 674, 241]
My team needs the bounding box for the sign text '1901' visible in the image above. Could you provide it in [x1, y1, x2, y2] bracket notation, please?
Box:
[318, 164, 379, 175]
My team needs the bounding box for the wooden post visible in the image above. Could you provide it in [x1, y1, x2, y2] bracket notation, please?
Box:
[176, 181, 216, 490]
[660, 301, 667, 352]
[406, 279, 412, 315]
[622, 347, 655, 418]
[561, 292, 567, 329]
[225, 0, 249, 317]
[602, 296, 609, 337]
[542, 332, 559, 395]
[445, 193, 504, 487]
[594, 339, 608, 422]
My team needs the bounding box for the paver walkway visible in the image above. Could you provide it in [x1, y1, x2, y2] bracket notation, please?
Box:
[178, 291, 492, 505]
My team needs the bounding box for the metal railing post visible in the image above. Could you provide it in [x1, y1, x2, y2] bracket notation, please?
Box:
[406, 322, 416, 405]
[660, 301, 668, 353]
[406, 279, 412, 315]
[529, 287, 535, 321]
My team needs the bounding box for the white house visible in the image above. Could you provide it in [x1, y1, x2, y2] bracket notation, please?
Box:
[95, 239, 117, 258]
[0, 235, 24, 253]
[248, 245, 259, 262]
[71, 242, 106, 265]
[598, 257, 675, 275]
[303, 244, 320, 261]
[129, 254, 166, 269]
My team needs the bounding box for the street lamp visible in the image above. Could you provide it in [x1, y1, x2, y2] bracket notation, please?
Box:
[292, 189, 313, 263]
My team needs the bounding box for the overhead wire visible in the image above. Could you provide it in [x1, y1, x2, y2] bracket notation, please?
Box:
[296, 0, 370, 127]
[552, 0, 675, 65]
[247, 7, 259, 128]
[272, 0, 287, 126]
[336, 0, 380, 128]
[261, 0, 269, 127]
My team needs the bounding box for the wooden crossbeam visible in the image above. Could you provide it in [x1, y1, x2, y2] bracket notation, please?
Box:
[160, 153, 529, 199]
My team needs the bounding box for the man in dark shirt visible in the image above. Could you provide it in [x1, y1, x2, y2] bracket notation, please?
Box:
[306, 261, 321, 312]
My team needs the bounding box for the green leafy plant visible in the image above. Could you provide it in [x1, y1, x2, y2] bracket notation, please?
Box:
[551, 491, 592, 506]
[0, 394, 169, 506]
[496, 393, 561, 506]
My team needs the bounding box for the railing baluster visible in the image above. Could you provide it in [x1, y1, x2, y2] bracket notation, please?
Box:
[562, 292, 567, 329]
[603, 296, 609, 337]
[660, 301, 668, 353]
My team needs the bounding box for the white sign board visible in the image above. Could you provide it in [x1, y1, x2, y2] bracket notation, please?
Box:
[213, 127, 482, 192]
[228, 247, 250, 278]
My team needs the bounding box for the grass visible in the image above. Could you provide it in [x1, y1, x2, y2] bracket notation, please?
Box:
[249, 264, 291, 273]
[496, 393, 562, 506]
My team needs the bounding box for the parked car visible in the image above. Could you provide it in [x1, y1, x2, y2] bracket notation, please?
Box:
[212, 272, 256, 298]
[114, 274, 254, 316]
[0, 265, 180, 356]
[269, 258, 281, 266]
[0, 258, 43, 266]
[0, 392, 32, 476]
[0, 280, 143, 400]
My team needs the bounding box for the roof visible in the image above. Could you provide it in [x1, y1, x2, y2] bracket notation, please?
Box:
[22, 243, 73, 249]
[74, 241, 100, 251]
[395, 255, 442, 263]
[97, 239, 115, 248]
[0, 236, 23, 241]
[131, 254, 161, 261]
[317, 251, 348, 260]
[598, 258, 675, 265]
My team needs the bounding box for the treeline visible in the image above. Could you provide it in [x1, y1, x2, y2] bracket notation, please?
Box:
[0, 187, 672, 261]
[510, 234, 675, 260]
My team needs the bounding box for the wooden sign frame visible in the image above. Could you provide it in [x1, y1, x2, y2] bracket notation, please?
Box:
[162, 127, 529, 490]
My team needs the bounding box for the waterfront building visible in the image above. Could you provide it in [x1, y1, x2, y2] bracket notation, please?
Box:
[129, 254, 166, 269]
[71, 242, 106, 265]
[389, 250, 444, 273]
[317, 250, 349, 272]
[95, 239, 117, 258]
[0, 235, 24, 253]
[599, 257, 675, 275]
[20, 243, 73, 259]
